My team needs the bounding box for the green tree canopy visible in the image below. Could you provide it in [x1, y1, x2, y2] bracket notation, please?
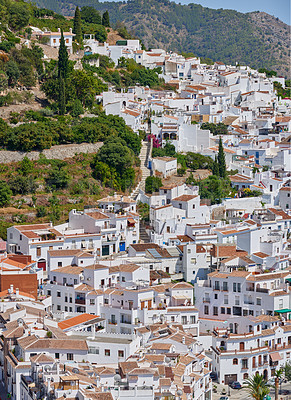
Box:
[102, 10, 110, 27]
[81, 6, 101, 24]
[73, 6, 82, 45]
[0, 180, 12, 207]
[218, 137, 226, 178]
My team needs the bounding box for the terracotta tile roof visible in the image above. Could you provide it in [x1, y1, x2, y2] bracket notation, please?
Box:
[172, 195, 198, 202]
[130, 243, 160, 252]
[51, 266, 84, 278]
[172, 282, 193, 289]
[86, 211, 109, 220]
[252, 252, 270, 259]
[48, 250, 94, 257]
[59, 314, 99, 330]
[268, 208, 291, 220]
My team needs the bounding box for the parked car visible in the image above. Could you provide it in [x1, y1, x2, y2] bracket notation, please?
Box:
[210, 372, 217, 380]
[229, 381, 242, 389]
[219, 397, 229, 400]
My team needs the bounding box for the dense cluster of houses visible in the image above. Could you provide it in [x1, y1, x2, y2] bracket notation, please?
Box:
[1, 33, 290, 400]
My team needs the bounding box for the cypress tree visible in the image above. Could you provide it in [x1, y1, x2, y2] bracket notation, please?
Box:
[73, 6, 83, 44]
[218, 137, 226, 178]
[212, 155, 219, 177]
[59, 77, 66, 115]
[102, 10, 110, 27]
[58, 29, 69, 79]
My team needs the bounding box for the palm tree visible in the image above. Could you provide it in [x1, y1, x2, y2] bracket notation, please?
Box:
[274, 368, 284, 400]
[244, 373, 270, 400]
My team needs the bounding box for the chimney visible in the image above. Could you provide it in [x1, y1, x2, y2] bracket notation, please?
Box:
[182, 336, 185, 344]
[58, 28, 60, 32]
[69, 28, 72, 34]
[16, 288, 19, 297]
[10, 284, 13, 294]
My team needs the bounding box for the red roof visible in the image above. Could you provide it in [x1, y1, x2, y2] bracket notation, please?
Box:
[58, 314, 99, 330]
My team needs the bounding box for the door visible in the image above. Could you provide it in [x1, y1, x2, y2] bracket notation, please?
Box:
[240, 342, 245, 351]
[119, 242, 125, 252]
[224, 374, 237, 385]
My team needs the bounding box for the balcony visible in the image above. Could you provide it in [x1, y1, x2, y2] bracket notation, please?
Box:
[75, 298, 85, 305]
[203, 298, 211, 303]
[256, 287, 269, 293]
[108, 320, 117, 325]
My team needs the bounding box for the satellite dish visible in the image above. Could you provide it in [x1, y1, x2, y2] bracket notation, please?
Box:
[177, 389, 183, 396]
[17, 318, 24, 326]
[72, 368, 79, 374]
[44, 365, 51, 372]
[114, 374, 121, 383]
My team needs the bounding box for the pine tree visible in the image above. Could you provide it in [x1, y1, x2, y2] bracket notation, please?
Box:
[73, 6, 83, 44]
[102, 10, 110, 27]
[212, 155, 219, 177]
[58, 29, 69, 79]
[59, 77, 66, 115]
[218, 137, 226, 178]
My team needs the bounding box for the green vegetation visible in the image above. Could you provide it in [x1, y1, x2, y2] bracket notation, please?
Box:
[145, 176, 162, 194]
[151, 142, 176, 158]
[217, 137, 226, 178]
[0, 112, 141, 153]
[274, 81, 291, 99]
[243, 373, 270, 400]
[102, 10, 110, 27]
[73, 6, 83, 45]
[258, 68, 277, 77]
[186, 174, 231, 204]
[200, 122, 228, 135]
[81, 6, 101, 24]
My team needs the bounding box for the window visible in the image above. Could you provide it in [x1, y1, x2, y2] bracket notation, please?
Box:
[237, 283, 241, 292]
[191, 258, 196, 264]
[90, 299, 95, 305]
[222, 282, 228, 291]
[67, 353, 73, 360]
[69, 297, 72, 303]
[224, 295, 228, 305]
[192, 204, 195, 209]
[105, 349, 111, 356]
[227, 308, 231, 315]
[243, 309, 248, 316]
[118, 350, 124, 358]
[214, 294, 218, 299]
[190, 316, 196, 324]
[55, 353, 59, 359]
[65, 306, 68, 311]
[256, 298, 262, 306]
[63, 278, 67, 285]
[69, 307, 72, 312]
[66, 38, 69, 43]
[221, 307, 225, 314]
[214, 281, 220, 290]
[10, 233, 13, 239]
[213, 306, 218, 316]
[65, 296, 68, 302]
[204, 305, 209, 315]
[233, 358, 238, 365]
[74, 279, 77, 285]
[53, 276, 56, 282]
[20, 234, 22, 241]
[171, 316, 175, 322]
[104, 298, 109, 304]
[57, 305, 61, 311]
[242, 359, 248, 369]
[57, 291, 61, 297]
[58, 262, 62, 267]
[122, 277, 125, 282]
[47, 290, 51, 296]
[37, 247, 41, 257]
[233, 283, 237, 292]
[182, 316, 187, 325]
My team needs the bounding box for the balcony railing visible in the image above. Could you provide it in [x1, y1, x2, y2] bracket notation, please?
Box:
[203, 298, 211, 303]
[75, 298, 85, 305]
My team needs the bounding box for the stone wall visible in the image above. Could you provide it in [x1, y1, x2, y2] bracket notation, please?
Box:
[0, 142, 103, 163]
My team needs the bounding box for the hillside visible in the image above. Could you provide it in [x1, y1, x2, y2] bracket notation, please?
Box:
[33, 0, 290, 77]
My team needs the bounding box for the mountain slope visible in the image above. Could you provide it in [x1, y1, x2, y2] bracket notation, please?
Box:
[33, 0, 290, 76]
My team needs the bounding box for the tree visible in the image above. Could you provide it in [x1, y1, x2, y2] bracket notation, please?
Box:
[218, 137, 226, 178]
[102, 10, 110, 27]
[8, 2, 30, 30]
[284, 362, 291, 382]
[58, 30, 69, 79]
[274, 368, 284, 400]
[243, 373, 270, 400]
[80, 6, 101, 24]
[96, 137, 134, 173]
[6, 61, 20, 87]
[212, 155, 219, 176]
[58, 77, 66, 115]
[0, 73, 8, 93]
[73, 6, 83, 45]
[71, 99, 84, 117]
[46, 168, 70, 190]
[145, 176, 162, 194]
[0, 181, 12, 207]
[19, 156, 33, 176]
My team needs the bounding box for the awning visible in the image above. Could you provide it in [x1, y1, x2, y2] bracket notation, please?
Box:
[275, 309, 291, 313]
[286, 278, 291, 283]
[270, 352, 282, 362]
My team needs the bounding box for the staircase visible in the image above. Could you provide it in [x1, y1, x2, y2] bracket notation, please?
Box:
[139, 223, 151, 243]
[130, 140, 152, 200]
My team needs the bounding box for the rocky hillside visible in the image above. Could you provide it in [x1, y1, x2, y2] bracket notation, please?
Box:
[34, 0, 290, 77]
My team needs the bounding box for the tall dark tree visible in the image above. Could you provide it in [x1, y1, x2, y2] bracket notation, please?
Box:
[102, 10, 110, 27]
[73, 6, 83, 44]
[218, 137, 226, 178]
[212, 155, 219, 177]
[58, 29, 69, 79]
[58, 77, 66, 115]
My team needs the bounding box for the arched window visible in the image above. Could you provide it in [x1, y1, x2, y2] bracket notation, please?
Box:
[243, 373, 248, 379]
[229, 323, 233, 333]
[233, 358, 238, 365]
